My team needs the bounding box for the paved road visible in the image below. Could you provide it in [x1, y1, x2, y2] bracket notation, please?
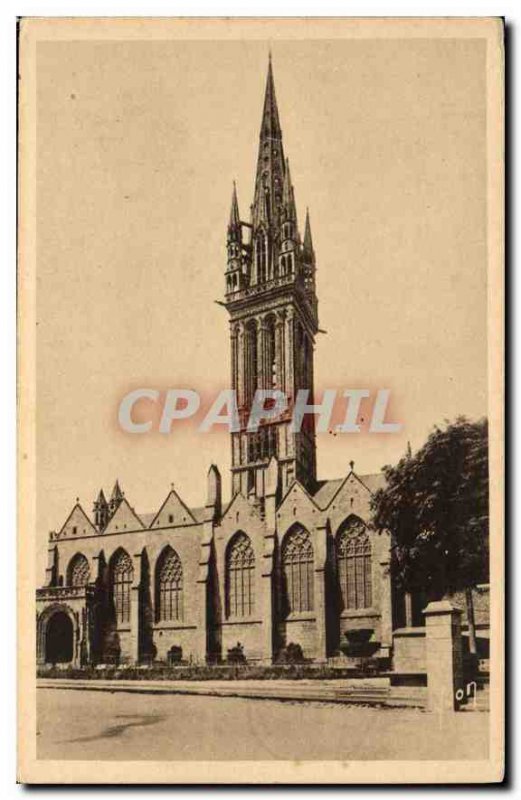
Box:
[37, 688, 489, 762]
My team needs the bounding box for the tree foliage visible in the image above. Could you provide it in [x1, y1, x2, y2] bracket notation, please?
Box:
[371, 417, 489, 598]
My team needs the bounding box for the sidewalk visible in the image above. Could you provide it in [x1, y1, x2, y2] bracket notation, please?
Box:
[37, 676, 426, 708]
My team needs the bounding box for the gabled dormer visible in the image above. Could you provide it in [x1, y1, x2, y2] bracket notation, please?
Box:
[104, 497, 145, 534]
[149, 486, 196, 529]
[52, 501, 98, 541]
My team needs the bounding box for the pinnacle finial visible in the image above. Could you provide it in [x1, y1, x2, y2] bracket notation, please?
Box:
[111, 479, 123, 501]
[349, 460, 355, 472]
[303, 207, 314, 254]
[229, 181, 240, 228]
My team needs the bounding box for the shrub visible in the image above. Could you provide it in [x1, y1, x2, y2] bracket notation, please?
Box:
[226, 642, 246, 664]
[276, 642, 306, 664]
[340, 629, 379, 658]
[37, 660, 384, 682]
[344, 628, 373, 645]
[167, 646, 183, 665]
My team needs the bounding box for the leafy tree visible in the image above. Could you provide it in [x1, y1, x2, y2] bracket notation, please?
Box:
[371, 417, 489, 651]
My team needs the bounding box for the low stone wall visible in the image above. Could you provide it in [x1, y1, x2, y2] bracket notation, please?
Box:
[447, 585, 490, 627]
[392, 586, 491, 676]
[392, 627, 426, 673]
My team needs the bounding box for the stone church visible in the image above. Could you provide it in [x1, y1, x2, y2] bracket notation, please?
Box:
[37, 59, 405, 668]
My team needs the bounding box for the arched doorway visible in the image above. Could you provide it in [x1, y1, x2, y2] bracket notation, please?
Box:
[45, 610, 74, 664]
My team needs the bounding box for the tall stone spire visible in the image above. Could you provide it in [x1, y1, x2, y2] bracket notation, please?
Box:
[224, 58, 320, 496]
[252, 56, 286, 231]
[229, 181, 240, 231]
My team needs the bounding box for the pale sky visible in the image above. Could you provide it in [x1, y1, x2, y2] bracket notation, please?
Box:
[36, 37, 487, 564]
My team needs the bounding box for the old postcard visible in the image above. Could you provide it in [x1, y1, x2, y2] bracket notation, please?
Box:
[18, 17, 504, 784]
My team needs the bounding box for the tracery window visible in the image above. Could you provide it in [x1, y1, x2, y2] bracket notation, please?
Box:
[111, 549, 133, 625]
[226, 532, 255, 618]
[67, 553, 90, 587]
[282, 526, 314, 614]
[156, 546, 183, 622]
[337, 516, 372, 610]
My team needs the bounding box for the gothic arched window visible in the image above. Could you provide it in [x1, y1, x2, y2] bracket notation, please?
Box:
[226, 532, 255, 618]
[156, 546, 183, 622]
[110, 548, 134, 625]
[337, 516, 372, 610]
[282, 525, 314, 614]
[67, 553, 90, 587]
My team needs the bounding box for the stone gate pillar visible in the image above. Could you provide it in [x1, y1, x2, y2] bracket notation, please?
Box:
[378, 531, 393, 657]
[379, 555, 393, 657]
[424, 600, 464, 712]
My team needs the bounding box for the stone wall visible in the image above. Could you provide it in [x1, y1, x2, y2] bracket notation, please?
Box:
[36, 469, 394, 667]
[448, 585, 490, 627]
[392, 627, 426, 673]
[277, 617, 318, 659]
[152, 625, 200, 662]
[221, 621, 265, 662]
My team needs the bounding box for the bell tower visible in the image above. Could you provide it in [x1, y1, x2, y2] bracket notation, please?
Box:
[224, 57, 319, 499]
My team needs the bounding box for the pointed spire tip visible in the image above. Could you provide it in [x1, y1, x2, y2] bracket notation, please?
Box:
[304, 207, 314, 253]
[229, 181, 240, 228]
